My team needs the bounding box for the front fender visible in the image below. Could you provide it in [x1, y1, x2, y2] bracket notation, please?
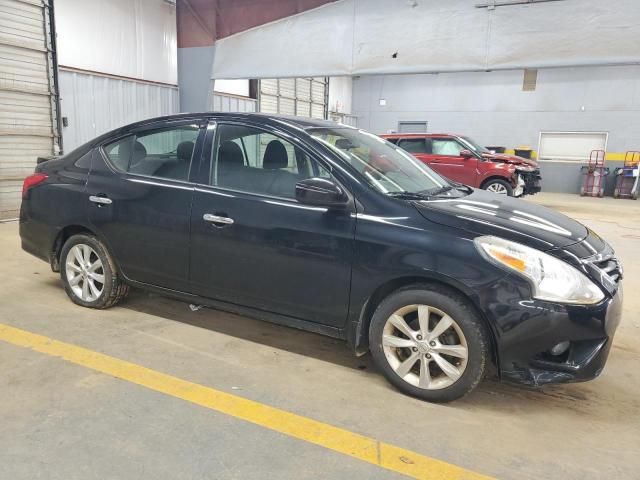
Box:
[479, 164, 517, 186]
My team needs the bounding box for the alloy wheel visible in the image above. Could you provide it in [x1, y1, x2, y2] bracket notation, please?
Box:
[382, 304, 468, 390]
[65, 244, 105, 302]
[486, 183, 508, 195]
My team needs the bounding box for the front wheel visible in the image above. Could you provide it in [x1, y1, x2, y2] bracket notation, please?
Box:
[482, 179, 513, 196]
[60, 234, 129, 309]
[369, 285, 490, 403]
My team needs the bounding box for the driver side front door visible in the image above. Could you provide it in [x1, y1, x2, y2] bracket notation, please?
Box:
[189, 122, 356, 328]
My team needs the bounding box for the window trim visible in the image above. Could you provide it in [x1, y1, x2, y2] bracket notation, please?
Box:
[201, 121, 342, 203]
[98, 120, 206, 185]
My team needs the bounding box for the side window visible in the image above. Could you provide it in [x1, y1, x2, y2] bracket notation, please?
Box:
[397, 138, 428, 154]
[103, 125, 199, 181]
[432, 139, 464, 156]
[212, 124, 330, 199]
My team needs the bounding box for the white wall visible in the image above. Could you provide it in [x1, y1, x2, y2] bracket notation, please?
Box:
[214, 79, 250, 97]
[59, 70, 179, 151]
[212, 0, 640, 79]
[352, 66, 640, 154]
[55, 0, 179, 151]
[352, 65, 640, 194]
[55, 0, 177, 85]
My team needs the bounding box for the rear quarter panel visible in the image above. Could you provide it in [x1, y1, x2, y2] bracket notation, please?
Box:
[20, 151, 93, 264]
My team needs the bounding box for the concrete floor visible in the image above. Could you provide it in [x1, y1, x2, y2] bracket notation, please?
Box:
[1, 192, 639, 479]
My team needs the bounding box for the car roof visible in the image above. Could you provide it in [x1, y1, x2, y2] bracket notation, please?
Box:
[75, 112, 348, 153]
[380, 133, 462, 138]
[123, 112, 340, 131]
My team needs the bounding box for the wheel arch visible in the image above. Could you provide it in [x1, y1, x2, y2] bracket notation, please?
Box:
[50, 224, 98, 272]
[480, 175, 514, 189]
[349, 275, 499, 368]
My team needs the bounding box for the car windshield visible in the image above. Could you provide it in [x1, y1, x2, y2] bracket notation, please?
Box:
[459, 136, 491, 154]
[308, 127, 452, 195]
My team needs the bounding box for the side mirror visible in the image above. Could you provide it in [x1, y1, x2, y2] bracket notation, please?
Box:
[460, 149, 474, 159]
[295, 177, 348, 208]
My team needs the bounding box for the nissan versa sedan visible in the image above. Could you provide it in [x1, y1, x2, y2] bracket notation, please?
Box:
[20, 113, 623, 402]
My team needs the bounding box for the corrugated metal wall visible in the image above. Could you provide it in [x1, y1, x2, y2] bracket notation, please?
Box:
[210, 92, 257, 113]
[259, 78, 327, 119]
[58, 69, 179, 151]
[0, 0, 58, 219]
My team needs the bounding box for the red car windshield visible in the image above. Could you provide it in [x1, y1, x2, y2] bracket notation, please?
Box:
[459, 136, 491, 154]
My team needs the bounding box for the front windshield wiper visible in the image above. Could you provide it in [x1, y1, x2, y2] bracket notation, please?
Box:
[386, 185, 453, 200]
[448, 182, 473, 194]
[422, 185, 454, 196]
[386, 191, 434, 200]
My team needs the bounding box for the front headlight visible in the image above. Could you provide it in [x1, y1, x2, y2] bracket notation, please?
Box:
[474, 236, 604, 304]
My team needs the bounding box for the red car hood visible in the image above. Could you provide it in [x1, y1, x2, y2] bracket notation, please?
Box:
[482, 153, 538, 168]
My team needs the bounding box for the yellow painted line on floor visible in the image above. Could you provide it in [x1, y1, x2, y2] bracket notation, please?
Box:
[0, 323, 492, 480]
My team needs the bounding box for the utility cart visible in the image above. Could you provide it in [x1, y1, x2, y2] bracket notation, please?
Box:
[580, 150, 609, 197]
[613, 151, 639, 200]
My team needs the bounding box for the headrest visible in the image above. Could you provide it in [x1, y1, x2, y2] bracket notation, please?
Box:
[218, 141, 244, 166]
[263, 140, 288, 169]
[177, 141, 194, 161]
[119, 139, 147, 167]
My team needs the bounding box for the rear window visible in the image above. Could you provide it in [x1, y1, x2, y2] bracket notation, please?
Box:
[103, 125, 199, 181]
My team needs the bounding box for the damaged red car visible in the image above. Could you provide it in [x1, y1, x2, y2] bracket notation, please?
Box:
[381, 133, 542, 197]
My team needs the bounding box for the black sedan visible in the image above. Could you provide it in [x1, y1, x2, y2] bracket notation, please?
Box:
[20, 113, 623, 402]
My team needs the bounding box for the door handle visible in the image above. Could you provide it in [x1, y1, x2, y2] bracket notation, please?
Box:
[89, 195, 112, 205]
[203, 213, 234, 226]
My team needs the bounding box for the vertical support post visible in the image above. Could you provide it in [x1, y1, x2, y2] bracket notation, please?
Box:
[176, 0, 217, 112]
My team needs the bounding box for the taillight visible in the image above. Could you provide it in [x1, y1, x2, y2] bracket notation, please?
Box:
[22, 173, 48, 198]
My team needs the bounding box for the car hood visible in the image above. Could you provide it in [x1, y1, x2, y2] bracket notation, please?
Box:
[482, 153, 538, 168]
[414, 189, 588, 251]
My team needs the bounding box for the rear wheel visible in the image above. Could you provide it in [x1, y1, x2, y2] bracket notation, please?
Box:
[483, 179, 513, 196]
[60, 234, 129, 309]
[369, 285, 490, 403]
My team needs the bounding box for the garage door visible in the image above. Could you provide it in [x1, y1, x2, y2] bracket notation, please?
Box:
[259, 77, 327, 120]
[0, 0, 59, 219]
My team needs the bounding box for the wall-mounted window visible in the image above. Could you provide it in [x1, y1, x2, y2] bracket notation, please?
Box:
[538, 131, 608, 162]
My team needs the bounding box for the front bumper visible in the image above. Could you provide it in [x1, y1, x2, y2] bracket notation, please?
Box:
[483, 275, 622, 387]
[518, 168, 542, 196]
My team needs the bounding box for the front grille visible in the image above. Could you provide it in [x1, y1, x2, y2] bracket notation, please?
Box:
[521, 168, 542, 193]
[590, 253, 623, 284]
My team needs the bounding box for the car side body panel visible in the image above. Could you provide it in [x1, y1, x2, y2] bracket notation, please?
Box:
[18, 113, 618, 390]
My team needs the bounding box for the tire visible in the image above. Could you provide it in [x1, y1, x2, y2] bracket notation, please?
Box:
[580, 187, 586, 196]
[598, 188, 604, 198]
[613, 188, 620, 198]
[482, 179, 513, 196]
[60, 234, 129, 309]
[369, 284, 490, 403]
